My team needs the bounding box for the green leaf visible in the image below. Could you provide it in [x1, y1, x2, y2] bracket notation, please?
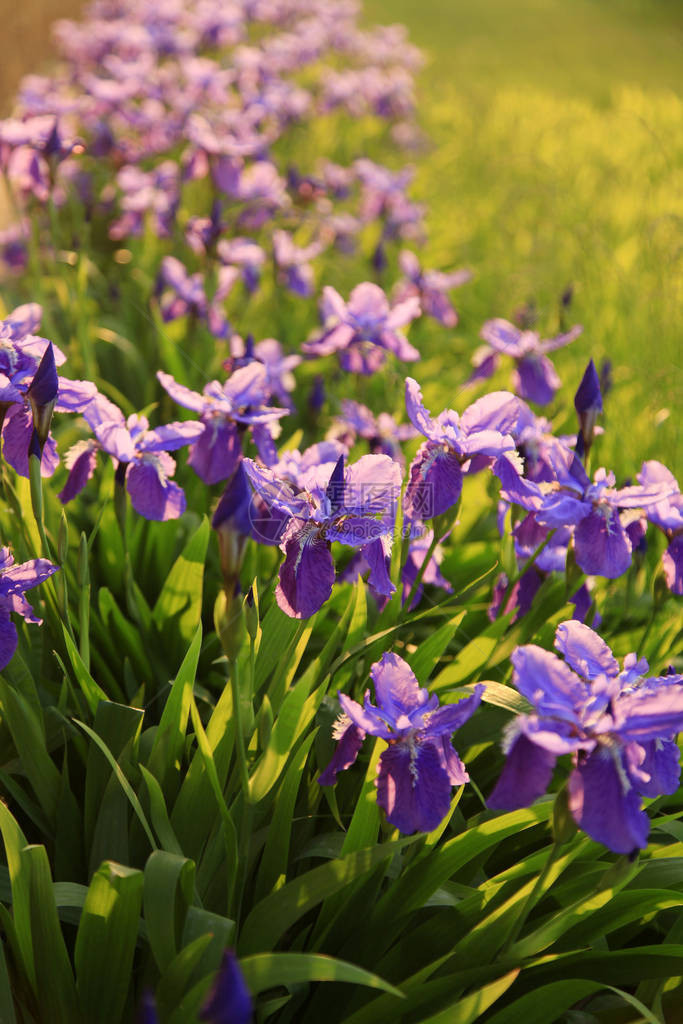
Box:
[76, 719, 157, 851]
[0, 677, 61, 827]
[60, 624, 108, 715]
[152, 517, 209, 656]
[254, 731, 317, 902]
[240, 952, 405, 998]
[249, 669, 317, 804]
[408, 610, 466, 683]
[147, 624, 202, 789]
[0, 802, 35, 990]
[74, 862, 144, 1024]
[144, 850, 196, 972]
[0, 919, 17, 1024]
[483, 979, 603, 1024]
[24, 845, 80, 1024]
[239, 838, 416, 955]
[431, 615, 512, 690]
[253, 604, 301, 693]
[139, 766, 184, 855]
[420, 969, 520, 1024]
[154, 933, 214, 1020]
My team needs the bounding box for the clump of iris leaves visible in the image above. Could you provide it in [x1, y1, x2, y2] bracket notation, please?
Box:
[0, 0, 682, 1022]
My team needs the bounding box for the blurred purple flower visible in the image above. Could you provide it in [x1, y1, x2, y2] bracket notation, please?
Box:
[394, 250, 471, 328]
[474, 318, 583, 405]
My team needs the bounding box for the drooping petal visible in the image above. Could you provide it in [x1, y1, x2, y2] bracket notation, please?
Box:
[479, 319, 524, 357]
[138, 421, 205, 453]
[574, 508, 632, 578]
[567, 748, 649, 854]
[2, 404, 58, 477]
[513, 354, 560, 405]
[242, 458, 311, 520]
[0, 557, 58, 594]
[636, 739, 681, 797]
[376, 740, 453, 834]
[0, 611, 18, 670]
[318, 723, 365, 786]
[126, 458, 186, 521]
[362, 536, 395, 598]
[58, 441, 99, 503]
[157, 370, 206, 413]
[404, 442, 462, 521]
[488, 733, 557, 810]
[404, 377, 441, 441]
[276, 522, 334, 619]
[554, 620, 619, 680]
[187, 419, 241, 485]
[663, 535, 683, 595]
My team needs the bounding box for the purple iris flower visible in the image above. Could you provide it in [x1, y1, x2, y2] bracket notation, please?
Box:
[227, 335, 301, 410]
[109, 161, 179, 240]
[302, 283, 421, 375]
[500, 446, 675, 579]
[59, 394, 203, 521]
[243, 452, 401, 618]
[474, 318, 583, 405]
[157, 256, 234, 339]
[0, 326, 96, 478]
[272, 230, 325, 298]
[393, 250, 471, 328]
[216, 237, 266, 293]
[637, 461, 683, 595]
[0, 546, 59, 668]
[489, 620, 683, 854]
[157, 363, 288, 485]
[402, 377, 525, 521]
[319, 653, 484, 834]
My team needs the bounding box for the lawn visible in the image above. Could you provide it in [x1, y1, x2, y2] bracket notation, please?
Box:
[366, 0, 683, 476]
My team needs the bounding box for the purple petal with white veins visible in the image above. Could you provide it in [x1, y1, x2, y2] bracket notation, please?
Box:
[614, 482, 678, 509]
[376, 740, 453, 834]
[404, 443, 462, 520]
[574, 508, 632, 578]
[318, 723, 365, 786]
[276, 523, 334, 619]
[494, 454, 544, 512]
[434, 736, 469, 785]
[488, 733, 557, 810]
[126, 459, 186, 521]
[568, 748, 649, 854]
[554, 620, 619, 680]
[0, 558, 58, 594]
[343, 453, 401, 519]
[514, 354, 560, 406]
[421, 686, 486, 740]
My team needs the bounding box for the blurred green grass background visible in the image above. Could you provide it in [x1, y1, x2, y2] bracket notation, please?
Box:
[367, 0, 682, 477]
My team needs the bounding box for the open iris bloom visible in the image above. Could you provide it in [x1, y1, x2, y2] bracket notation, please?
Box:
[637, 460, 683, 595]
[489, 621, 683, 854]
[59, 393, 203, 520]
[0, 546, 58, 668]
[473, 318, 583, 405]
[393, 249, 471, 328]
[243, 452, 401, 618]
[156, 255, 234, 339]
[402, 377, 526, 521]
[302, 282, 421, 375]
[499, 445, 675, 579]
[158, 363, 288, 485]
[319, 653, 484, 834]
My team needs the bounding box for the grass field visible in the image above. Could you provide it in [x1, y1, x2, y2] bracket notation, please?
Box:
[365, 0, 683, 477]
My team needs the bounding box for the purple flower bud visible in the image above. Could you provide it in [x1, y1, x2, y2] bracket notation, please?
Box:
[573, 359, 603, 456]
[27, 342, 58, 451]
[199, 950, 252, 1024]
